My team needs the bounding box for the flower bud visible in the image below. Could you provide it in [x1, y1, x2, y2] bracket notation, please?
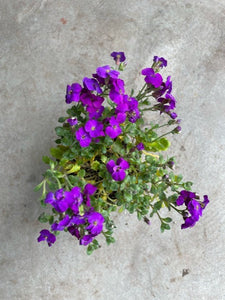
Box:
[172, 126, 182, 134]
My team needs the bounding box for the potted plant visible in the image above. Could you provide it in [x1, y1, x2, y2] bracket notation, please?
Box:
[35, 52, 209, 254]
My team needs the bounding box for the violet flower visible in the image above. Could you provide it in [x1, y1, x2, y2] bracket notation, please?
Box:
[96, 65, 119, 79]
[153, 56, 167, 68]
[37, 229, 56, 247]
[45, 189, 69, 213]
[84, 119, 104, 138]
[141, 68, 163, 88]
[65, 83, 82, 104]
[75, 127, 92, 147]
[67, 117, 78, 126]
[106, 157, 129, 181]
[86, 212, 104, 235]
[83, 77, 103, 94]
[111, 51, 126, 64]
[105, 116, 122, 139]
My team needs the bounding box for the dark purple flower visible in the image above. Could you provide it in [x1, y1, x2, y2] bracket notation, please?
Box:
[106, 157, 129, 181]
[176, 190, 209, 229]
[51, 215, 71, 231]
[153, 56, 167, 68]
[84, 119, 104, 138]
[67, 117, 78, 126]
[65, 83, 82, 104]
[83, 77, 103, 94]
[152, 76, 173, 99]
[86, 212, 104, 235]
[105, 116, 122, 139]
[136, 143, 144, 150]
[37, 229, 56, 247]
[202, 195, 209, 208]
[111, 51, 126, 64]
[96, 65, 119, 79]
[75, 127, 92, 147]
[141, 68, 163, 88]
[68, 226, 80, 239]
[45, 189, 69, 213]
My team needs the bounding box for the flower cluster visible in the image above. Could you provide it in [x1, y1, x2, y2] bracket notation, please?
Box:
[65, 60, 141, 148]
[37, 184, 104, 247]
[176, 190, 209, 229]
[36, 52, 209, 254]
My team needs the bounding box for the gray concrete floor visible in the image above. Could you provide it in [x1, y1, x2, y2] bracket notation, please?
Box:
[1, 0, 225, 299]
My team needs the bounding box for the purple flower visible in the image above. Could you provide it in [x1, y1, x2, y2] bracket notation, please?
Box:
[45, 189, 69, 213]
[84, 183, 97, 195]
[89, 106, 104, 119]
[181, 216, 196, 229]
[202, 195, 209, 208]
[37, 229, 56, 247]
[127, 97, 140, 123]
[68, 226, 80, 239]
[152, 76, 173, 98]
[84, 119, 104, 138]
[176, 190, 209, 229]
[141, 68, 163, 88]
[111, 51, 126, 64]
[84, 183, 97, 206]
[153, 56, 167, 68]
[96, 65, 119, 79]
[80, 234, 94, 246]
[67, 117, 78, 126]
[106, 157, 129, 181]
[75, 127, 92, 147]
[83, 77, 103, 94]
[86, 212, 104, 235]
[51, 215, 71, 231]
[65, 83, 82, 104]
[105, 116, 122, 139]
[64, 186, 83, 213]
[81, 93, 104, 113]
[136, 143, 144, 150]
[109, 78, 125, 104]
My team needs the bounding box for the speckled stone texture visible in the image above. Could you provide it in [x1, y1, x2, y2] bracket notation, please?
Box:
[1, 0, 225, 299]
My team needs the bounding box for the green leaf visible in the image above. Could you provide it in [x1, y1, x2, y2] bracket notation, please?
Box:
[87, 245, 94, 255]
[50, 147, 64, 159]
[124, 190, 132, 202]
[66, 164, 80, 174]
[58, 117, 67, 123]
[147, 137, 171, 152]
[78, 169, 86, 177]
[154, 201, 162, 210]
[34, 181, 43, 192]
[42, 156, 51, 164]
[101, 155, 107, 163]
[38, 212, 50, 223]
[163, 217, 172, 223]
[91, 160, 100, 171]
[55, 127, 65, 136]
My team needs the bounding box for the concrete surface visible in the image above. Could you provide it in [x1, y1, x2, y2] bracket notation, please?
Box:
[1, 0, 225, 299]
